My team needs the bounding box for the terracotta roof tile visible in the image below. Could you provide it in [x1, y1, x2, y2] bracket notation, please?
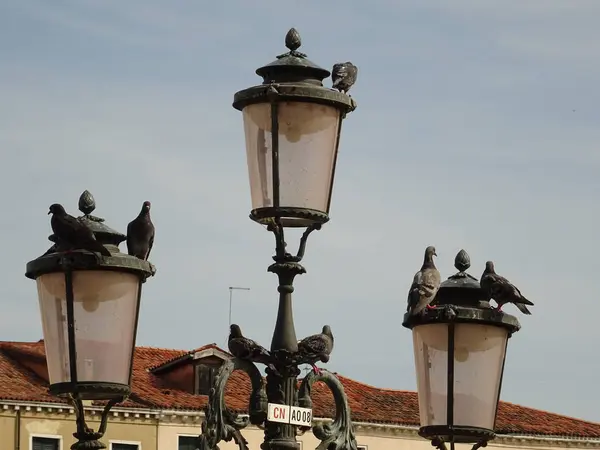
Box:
[1, 341, 598, 439]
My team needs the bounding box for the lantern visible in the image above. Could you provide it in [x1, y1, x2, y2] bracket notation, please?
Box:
[25, 191, 155, 403]
[233, 28, 357, 228]
[403, 250, 521, 446]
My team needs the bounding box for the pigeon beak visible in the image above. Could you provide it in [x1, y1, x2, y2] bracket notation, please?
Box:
[434, 251, 438, 256]
[47, 211, 51, 215]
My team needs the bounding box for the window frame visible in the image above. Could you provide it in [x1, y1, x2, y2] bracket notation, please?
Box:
[193, 362, 219, 395]
[30, 433, 63, 450]
[357, 445, 368, 450]
[108, 439, 142, 450]
[178, 434, 200, 450]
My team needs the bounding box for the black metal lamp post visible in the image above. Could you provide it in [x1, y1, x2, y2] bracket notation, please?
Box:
[25, 191, 155, 450]
[198, 29, 358, 450]
[403, 250, 521, 450]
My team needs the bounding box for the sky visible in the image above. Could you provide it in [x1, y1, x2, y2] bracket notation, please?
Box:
[1, 0, 599, 424]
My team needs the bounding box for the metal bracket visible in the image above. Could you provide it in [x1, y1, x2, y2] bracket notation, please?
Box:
[199, 358, 268, 450]
[431, 438, 488, 450]
[69, 396, 119, 450]
[268, 221, 321, 264]
[297, 369, 358, 450]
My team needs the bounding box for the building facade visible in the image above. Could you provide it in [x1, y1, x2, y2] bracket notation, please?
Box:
[1, 340, 599, 450]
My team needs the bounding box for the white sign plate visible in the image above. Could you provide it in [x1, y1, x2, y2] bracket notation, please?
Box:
[267, 403, 290, 424]
[289, 406, 313, 427]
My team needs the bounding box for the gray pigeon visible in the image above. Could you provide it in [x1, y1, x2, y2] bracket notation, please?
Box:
[332, 62, 358, 94]
[480, 261, 534, 315]
[406, 246, 441, 316]
[228, 324, 271, 364]
[297, 325, 334, 374]
[49, 204, 111, 257]
[127, 201, 155, 260]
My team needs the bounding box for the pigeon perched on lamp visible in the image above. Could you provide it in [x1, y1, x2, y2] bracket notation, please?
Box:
[406, 246, 441, 316]
[48, 203, 111, 257]
[228, 324, 271, 364]
[126, 201, 155, 261]
[296, 325, 334, 374]
[332, 62, 358, 94]
[480, 261, 534, 315]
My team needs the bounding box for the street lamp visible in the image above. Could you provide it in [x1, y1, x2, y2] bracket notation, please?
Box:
[403, 250, 521, 450]
[198, 28, 358, 450]
[25, 191, 155, 450]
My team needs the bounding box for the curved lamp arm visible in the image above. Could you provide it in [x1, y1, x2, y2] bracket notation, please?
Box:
[69, 396, 120, 450]
[199, 357, 268, 450]
[298, 369, 358, 450]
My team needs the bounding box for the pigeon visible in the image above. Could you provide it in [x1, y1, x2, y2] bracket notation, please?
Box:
[48, 203, 111, 257]
[406, 246, 441, 316]
[297, 325, 334, 375]
[228, 324, 271, 364]
[332, 62, 358, 94]
[127, 201, 155, 260]
[480, 261, 534, 315]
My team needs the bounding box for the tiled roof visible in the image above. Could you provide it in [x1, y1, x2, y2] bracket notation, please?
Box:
[1, 340, 599, 439]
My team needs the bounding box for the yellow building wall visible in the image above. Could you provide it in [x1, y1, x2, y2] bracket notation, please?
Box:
[0, 409, 158, 450]
[1, 407, 598, 450]
[0, 411, 16, 450]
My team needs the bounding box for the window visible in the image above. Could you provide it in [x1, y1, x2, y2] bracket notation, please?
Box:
[32, 436, 61, 450]
[179, 435, 199, 450]
[195, 363, 216, 395]
[110, 442, 140, 450]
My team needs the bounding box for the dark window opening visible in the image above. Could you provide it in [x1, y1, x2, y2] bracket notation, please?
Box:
[179, 435, 199, 450]
[111, 444, 139, 450]
[195, 363, 216, 395]
[32, 437, 59, 450]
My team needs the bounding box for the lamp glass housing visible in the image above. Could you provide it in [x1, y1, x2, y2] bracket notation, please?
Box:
[36, 270, 140, 390]
[243, 101, 341, 226]
[413, 322, 508, 431]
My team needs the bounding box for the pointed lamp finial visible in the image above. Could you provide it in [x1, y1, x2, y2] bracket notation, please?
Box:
[78, 190, 96, 216]
[454, 249, 471, 273]
[285, 28, 301, 52]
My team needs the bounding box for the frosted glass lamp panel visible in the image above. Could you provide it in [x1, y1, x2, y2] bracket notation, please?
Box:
[37, 272, 70, 384]
[277, 102, 340, 213]
[413, 324, 449, 426]
[243, 103, 274, 210]
[452, 323, 508, 430]
[72, 271, 140, 385]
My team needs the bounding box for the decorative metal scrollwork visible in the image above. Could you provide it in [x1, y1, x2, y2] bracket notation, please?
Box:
[69, 396, 119, 450]
[298, 369, 358, 450]
[199, 357, 267, 450]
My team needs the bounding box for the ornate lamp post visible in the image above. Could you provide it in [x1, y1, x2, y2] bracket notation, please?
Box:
[198, 28, 358, 450]
[403, 250, 521, 450]
[25, 191, 155, 450]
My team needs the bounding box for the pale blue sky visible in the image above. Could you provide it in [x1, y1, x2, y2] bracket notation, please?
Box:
[1, 0, 599, 423]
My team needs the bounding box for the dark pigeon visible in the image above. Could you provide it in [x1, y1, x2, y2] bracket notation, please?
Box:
[332, 62, 358, 94]
[407, 246, 441, 316]
[228, 324, 270, 364]
[481, 261, 534, 315]
[48, 203, 111, 257]
[297, 325, 334, 375]
[127, 201, 155, 260]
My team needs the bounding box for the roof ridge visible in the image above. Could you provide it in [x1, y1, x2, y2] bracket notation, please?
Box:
[499, 399, 600, 426]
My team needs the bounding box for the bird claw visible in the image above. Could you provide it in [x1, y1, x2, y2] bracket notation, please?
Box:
[312, 365, 322, 375]
[426, 304, 437, 310]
